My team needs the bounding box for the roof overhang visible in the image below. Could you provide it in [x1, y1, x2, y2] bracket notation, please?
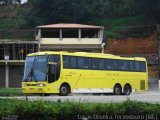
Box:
[40, 44, 102, 50]
[37, 23, 104, 29]
[0, 39, 38, 44]
[0, 60, 25, 65]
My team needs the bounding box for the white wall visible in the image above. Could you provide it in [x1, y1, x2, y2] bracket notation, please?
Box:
[40, 38, 102, 44]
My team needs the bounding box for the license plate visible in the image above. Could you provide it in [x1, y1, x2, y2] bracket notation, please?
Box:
[30, 88, 34, 90]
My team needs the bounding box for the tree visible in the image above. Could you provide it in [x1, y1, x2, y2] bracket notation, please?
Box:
[27, 0, 160, 27]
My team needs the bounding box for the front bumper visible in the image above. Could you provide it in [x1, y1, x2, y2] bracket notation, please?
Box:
[22, 86, 51, 94]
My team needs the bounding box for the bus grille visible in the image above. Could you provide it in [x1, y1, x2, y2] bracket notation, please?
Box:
[140, 80, 145, 90]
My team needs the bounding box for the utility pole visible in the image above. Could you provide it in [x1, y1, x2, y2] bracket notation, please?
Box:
[157, 25, 160, 78]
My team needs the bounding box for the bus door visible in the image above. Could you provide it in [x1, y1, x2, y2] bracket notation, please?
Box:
[48, 55, 60, 83]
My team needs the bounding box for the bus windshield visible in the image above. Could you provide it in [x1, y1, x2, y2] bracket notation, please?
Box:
[23, 55, 48, 82]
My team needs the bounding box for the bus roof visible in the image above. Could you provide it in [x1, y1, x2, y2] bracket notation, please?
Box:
[27, 51, 146, 61]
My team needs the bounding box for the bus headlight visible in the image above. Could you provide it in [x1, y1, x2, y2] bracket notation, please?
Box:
[22, 84, 26, 87]
[37, 83, 46, 87]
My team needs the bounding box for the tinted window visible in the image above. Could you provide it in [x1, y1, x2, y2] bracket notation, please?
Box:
[135, 62, 141, 71]
[140, 62, 146, 72]
[92, 58, 104, 70]
[117, 60, 130, 71]
[105, 59, 116, 70]
[50, 55, 60, 63]
[78, 57, 92, 69]
[63, 56, 69, 68]
[63, 56, 77, 68]
[135, 61, 146, 72]
[130, 61, 146, 72]
[130, 61, 136, 71]
[69, 56, 77, 68]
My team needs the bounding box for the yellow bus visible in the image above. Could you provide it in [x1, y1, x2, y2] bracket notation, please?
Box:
[22, 51, 148, 96]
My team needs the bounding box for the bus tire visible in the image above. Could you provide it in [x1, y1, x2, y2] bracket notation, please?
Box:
[114, 84, 122, 95]
[59, 84, 70, 96]
[124, 84, 131, 95]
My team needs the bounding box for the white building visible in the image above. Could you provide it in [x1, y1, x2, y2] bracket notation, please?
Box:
[36, 23, 105, 53]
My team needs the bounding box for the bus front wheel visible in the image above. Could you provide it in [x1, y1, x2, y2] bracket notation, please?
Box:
[114, 84, 122, 95]
[59, 84, 70, 96]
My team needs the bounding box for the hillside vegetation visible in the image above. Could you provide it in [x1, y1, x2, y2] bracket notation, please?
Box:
[0, 4, 33, 39]
[0, 0, 160, 38]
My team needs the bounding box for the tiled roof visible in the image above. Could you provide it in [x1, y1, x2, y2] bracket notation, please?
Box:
[37, 23, 104, 29]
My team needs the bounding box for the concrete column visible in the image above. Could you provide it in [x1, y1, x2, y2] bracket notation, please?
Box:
[78, 29, 81, 40]
[5, 62, 9, 88]
[98, 30, 100, 38]
[99, 29, 102, 41]
[38, 29, 41, 52]
[60, 29, 62, 40]
[100, 28, 104, 41]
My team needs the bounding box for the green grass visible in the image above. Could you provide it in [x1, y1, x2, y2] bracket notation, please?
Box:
[0, 98, 160, 120]
[0, 88, 23, 96]
[0, 99, 16, 114]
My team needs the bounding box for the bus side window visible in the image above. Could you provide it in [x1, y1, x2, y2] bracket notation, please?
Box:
[63, 56, 69, 68]
[92, 58, 104, 70]
[130, 61, 136, 71]
[117, 60, 130, 71]
[78, 57, 92, 69]
[140, 62, 146, 72]
[105, 59, 116, 70]
[135, 61, 141, 71]
[63, 56, 77, 68]
[69, 56, 77, 68]
[134, 61, 146, 72]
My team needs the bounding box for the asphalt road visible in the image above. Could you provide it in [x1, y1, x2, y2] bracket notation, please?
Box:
[1, 91, 160, 104]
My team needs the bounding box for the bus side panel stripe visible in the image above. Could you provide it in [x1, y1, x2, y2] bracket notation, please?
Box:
[72, 88, 113, 93]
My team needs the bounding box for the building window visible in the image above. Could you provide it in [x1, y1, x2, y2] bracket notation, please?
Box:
[81, 29, 99, 38]
[62, 29, 78, 38]
[41, 28, 59, 38]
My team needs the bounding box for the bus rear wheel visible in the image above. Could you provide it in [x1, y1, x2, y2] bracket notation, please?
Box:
[114, 84, 122, 95]
[124, 85, 131, 95]
[59, 84, 69, 96]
